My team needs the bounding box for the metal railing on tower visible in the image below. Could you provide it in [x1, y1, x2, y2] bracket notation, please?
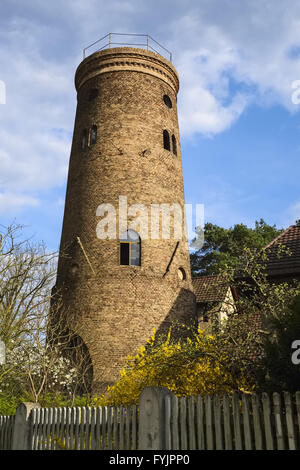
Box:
[83, 33, 172, 62]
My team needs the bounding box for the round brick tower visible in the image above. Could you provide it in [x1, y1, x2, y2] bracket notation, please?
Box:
[53, 45, 196, 392]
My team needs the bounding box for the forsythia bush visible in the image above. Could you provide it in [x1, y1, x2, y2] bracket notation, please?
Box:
[94, 327, 254, 406]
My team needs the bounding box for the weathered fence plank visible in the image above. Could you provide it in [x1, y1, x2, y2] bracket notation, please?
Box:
[273, 393, 285, 450]
[262, 393, 274, 450]
[107, 406, 112, 450]
[171, 395, 179, 450]
[112, 406, 118, 450]
[66, 407, 72, 450]
[95, 407, 101, 450]
[125, 405, 131, 450]
[119, 405, 125, 450]
[296, 392, 300, 446]
[205, 395, 214, 450]
[232, 393, 242, 450]
[284, 392, 296, 450]
[242, 395, 252, 450]
[214, 394, 223, 450]
[31, 409, 38, 450]
[42, 407, 47, 449]
[90, 407, 96, 450]
[188, 396, 196, 450]
[251, 393, 263, 450]
[180, 397, 187, 450]
[132, 405, 137, 450]
[165, 395, 172, 450]
[79, 406, 86, 450]
[223, 394, 232, 450]
[196, 395, 205, 450]
[74, 407, 80, 450]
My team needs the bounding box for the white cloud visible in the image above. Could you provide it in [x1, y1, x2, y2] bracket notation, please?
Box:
[284, 201, 300, 227]
[167, 3, 300, 136]
[0, 191, 39, 214]
[1, 0, 300, 217]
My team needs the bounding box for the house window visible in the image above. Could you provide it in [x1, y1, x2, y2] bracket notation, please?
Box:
[120, 229, 141, 266]
[163, 94, 172, 108]
[90, 125, 97, 145]
[81, 129, 87, 149]
[172, 134, 177, 156]
[163, 130, 170, 151]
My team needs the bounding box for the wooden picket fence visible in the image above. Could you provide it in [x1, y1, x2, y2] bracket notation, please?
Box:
[164, 391, 300, 450]
[30, 404, 138, 450]
[1, 389, 300, 450]
[0, 415, 14, 450]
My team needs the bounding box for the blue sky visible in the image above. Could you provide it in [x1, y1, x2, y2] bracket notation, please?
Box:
[1, 0, 300, 251]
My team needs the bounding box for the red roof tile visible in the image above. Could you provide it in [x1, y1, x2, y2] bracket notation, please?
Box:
[264, 225, 300, 276]
[192, 275, 230, 303]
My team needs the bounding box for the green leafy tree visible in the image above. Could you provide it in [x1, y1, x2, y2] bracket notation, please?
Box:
[259, 295, 300, 392]
[190, 218, 283, 276]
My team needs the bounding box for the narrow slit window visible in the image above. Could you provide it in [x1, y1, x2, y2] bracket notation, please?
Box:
[163, 94, 172, 108]
[163, 130, 170, 151]
[172, 134, 177, 156]
[81, 129, 87, 150]
[120, 230, 141, 266]
[90, 125, 97, 146]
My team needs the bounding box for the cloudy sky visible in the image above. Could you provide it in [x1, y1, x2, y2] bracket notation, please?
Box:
[1, 0, 300, 250]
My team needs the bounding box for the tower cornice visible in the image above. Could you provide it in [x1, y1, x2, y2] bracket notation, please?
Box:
[75, 47, 179, 94]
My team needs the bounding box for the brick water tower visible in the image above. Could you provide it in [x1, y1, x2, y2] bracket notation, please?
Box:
[53, 34, 196, 392]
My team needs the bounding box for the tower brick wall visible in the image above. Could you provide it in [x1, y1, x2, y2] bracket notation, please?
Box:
[53, 47, 196, 392]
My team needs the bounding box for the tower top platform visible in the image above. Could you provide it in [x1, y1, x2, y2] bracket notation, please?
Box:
[83, 33, 173, 63]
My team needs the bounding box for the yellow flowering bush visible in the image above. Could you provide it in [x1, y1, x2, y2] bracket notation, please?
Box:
[94, 327, 254, 406]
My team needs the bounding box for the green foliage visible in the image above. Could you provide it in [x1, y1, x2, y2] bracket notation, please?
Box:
[0, 392, 91, 415]
[209, 242, 300, 393]
[259, 295, 300, 392]
[0, 393, 28, 415]
[190, 219, 282, 275]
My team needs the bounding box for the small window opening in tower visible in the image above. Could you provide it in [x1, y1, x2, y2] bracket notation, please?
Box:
[177, 267, 186, 280]
[163, 94, 172, 108]
[163, 129, 170, 151]
[88, 88, 98, 101]
[120, 229, 141, 266]
[89, 125, 97, 146]
[172, 134, 177, 156]
[81, 129, 87, 149]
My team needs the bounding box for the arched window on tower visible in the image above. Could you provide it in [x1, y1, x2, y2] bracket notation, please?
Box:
[163, 94, 172, 108]
[172, 134, 177, 156]
[89, 125, 97, 146]
[81, 129, 87, 150]
[163, 130, 170, 151]
[120, 229, 141, 266]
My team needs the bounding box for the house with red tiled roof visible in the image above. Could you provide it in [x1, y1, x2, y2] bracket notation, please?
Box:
[192, 275, 238, 329]
[191, 224, 300, 330]
[264, 224, 300, 281]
